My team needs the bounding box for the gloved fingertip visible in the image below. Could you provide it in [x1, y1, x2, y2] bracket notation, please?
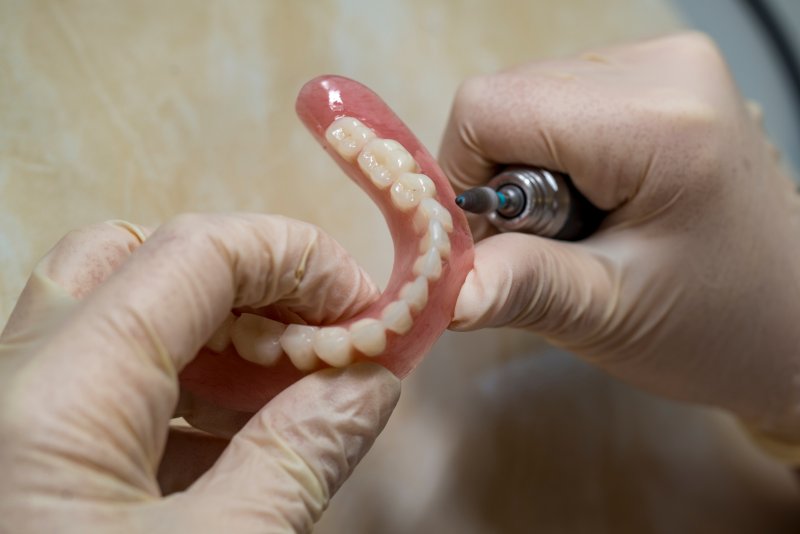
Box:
[448, 266, 497, 331]
[449, 290, 479, 332]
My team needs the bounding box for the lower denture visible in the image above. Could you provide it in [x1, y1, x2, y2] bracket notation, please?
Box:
[179, 75, 474, 413]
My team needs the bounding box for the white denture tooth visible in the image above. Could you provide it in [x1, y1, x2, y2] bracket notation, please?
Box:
[325, 117, 376, 162]
[357, 138, 417, 189]
[399, 276, 429, 314]
[205, 312, 236, 353]
[389, 172, 436, 211]
[349, 318, 386, 357]
[413, 247, 443, 281]
[230, 313, 286, 366]
[419, 219, 451, 259]
[279, 324, 320, 372]
[381, 300, 413, 335]
[313, 327, 354, 367]
[413, 197, 454, 234]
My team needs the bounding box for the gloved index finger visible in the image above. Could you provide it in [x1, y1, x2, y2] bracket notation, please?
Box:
[438, 34, 724, 213]
[69, 213, 378, 373]
[438, 69, 638, 211]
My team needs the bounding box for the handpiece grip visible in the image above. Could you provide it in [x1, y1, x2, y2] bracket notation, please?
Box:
[552, 172, 606, 240]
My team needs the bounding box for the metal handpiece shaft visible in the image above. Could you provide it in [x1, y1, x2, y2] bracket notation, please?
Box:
[454, 166, 606, 241]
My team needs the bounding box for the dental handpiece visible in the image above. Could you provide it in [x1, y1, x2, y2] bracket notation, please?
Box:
[454, 166, 606, 241]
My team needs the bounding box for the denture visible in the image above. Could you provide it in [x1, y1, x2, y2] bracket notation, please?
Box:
[179, 76, 474, 413]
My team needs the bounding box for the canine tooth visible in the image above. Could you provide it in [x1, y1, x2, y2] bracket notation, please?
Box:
[349, 318, 386, 357]
[413, 248, 442, 281]
[205, 312, 236, 353]
[313, 327, 353, 367]
[357, 138, 417, 189]
[279, 325, 320, 371]
[325, 117, 376, 162]
[399, 276, 429, 313]
[419, 220, 451, 259]
[389, 172, 436, 211]
[230, 313, 286, 366]
[381, 300, 413, 335]
[413, 198, 454, 233]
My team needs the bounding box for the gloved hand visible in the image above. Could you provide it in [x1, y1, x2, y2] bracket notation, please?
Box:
[0, 215, 400, 533]
[440, 32, 800, 441]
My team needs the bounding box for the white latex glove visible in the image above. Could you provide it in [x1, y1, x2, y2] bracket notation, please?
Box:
[0, 215, 400, 533]
[440, 32, 800, 441]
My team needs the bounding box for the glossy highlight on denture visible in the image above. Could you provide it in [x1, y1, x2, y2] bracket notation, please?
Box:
[179, 76, 474, 413]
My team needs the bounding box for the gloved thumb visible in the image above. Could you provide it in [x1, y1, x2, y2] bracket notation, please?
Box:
[171, 363, 400, 533]
[450, 232, 615, 343]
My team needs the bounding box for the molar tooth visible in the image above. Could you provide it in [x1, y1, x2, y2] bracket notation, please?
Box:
[325, 117, 376, 162]
[413, 248, 443, 281]
[381, 300, 413, 335]
[313, 327, 354, 367]
[357, 138, 417, 189]
[399, 276, 429, 314]
[205, 312, 236, 353]
[349, 318, 386, 357]
[230, 313, 286, 366]
[413, 198, 454, 233]
[279, 325, 320, 371]
[419, 220, 451, 259]
[389, 172, 436, 211]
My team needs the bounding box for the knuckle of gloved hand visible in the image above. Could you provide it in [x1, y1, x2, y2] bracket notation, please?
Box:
[643, 32, 728, 110]
[162, 212, 220, 236]
[451, 74, 491, 126]
[159, 213, 239, 260]
[672, 31, 724, 65]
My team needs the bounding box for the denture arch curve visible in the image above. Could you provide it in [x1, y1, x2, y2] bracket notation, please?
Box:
[179, 76, 474, 413]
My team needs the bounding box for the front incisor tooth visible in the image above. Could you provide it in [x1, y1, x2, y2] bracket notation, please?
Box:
[279, 325, 320, 372]
[413, 247, 443, 281]
[357, 138, 417, 189]
[205, 312, 236, 353]
[381, 300, 413, 335]
[399, 276, 429, 313]
[413, 198, 454, 233]
[313, 327, 354, 367]
[325, 117, 376, 162]
[230, 313, 286, 366]
[419, 220, 451, 259]
[349, 318, 386, 357]
[390, 172, 436, 211]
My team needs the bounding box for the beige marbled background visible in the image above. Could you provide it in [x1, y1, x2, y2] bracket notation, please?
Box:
[2, 1, 799, 532]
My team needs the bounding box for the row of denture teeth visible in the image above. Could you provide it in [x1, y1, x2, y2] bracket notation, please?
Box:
[203, 116, 453, 370]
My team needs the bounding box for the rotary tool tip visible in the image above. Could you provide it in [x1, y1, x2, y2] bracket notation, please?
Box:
[454, 186, 499, 214]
